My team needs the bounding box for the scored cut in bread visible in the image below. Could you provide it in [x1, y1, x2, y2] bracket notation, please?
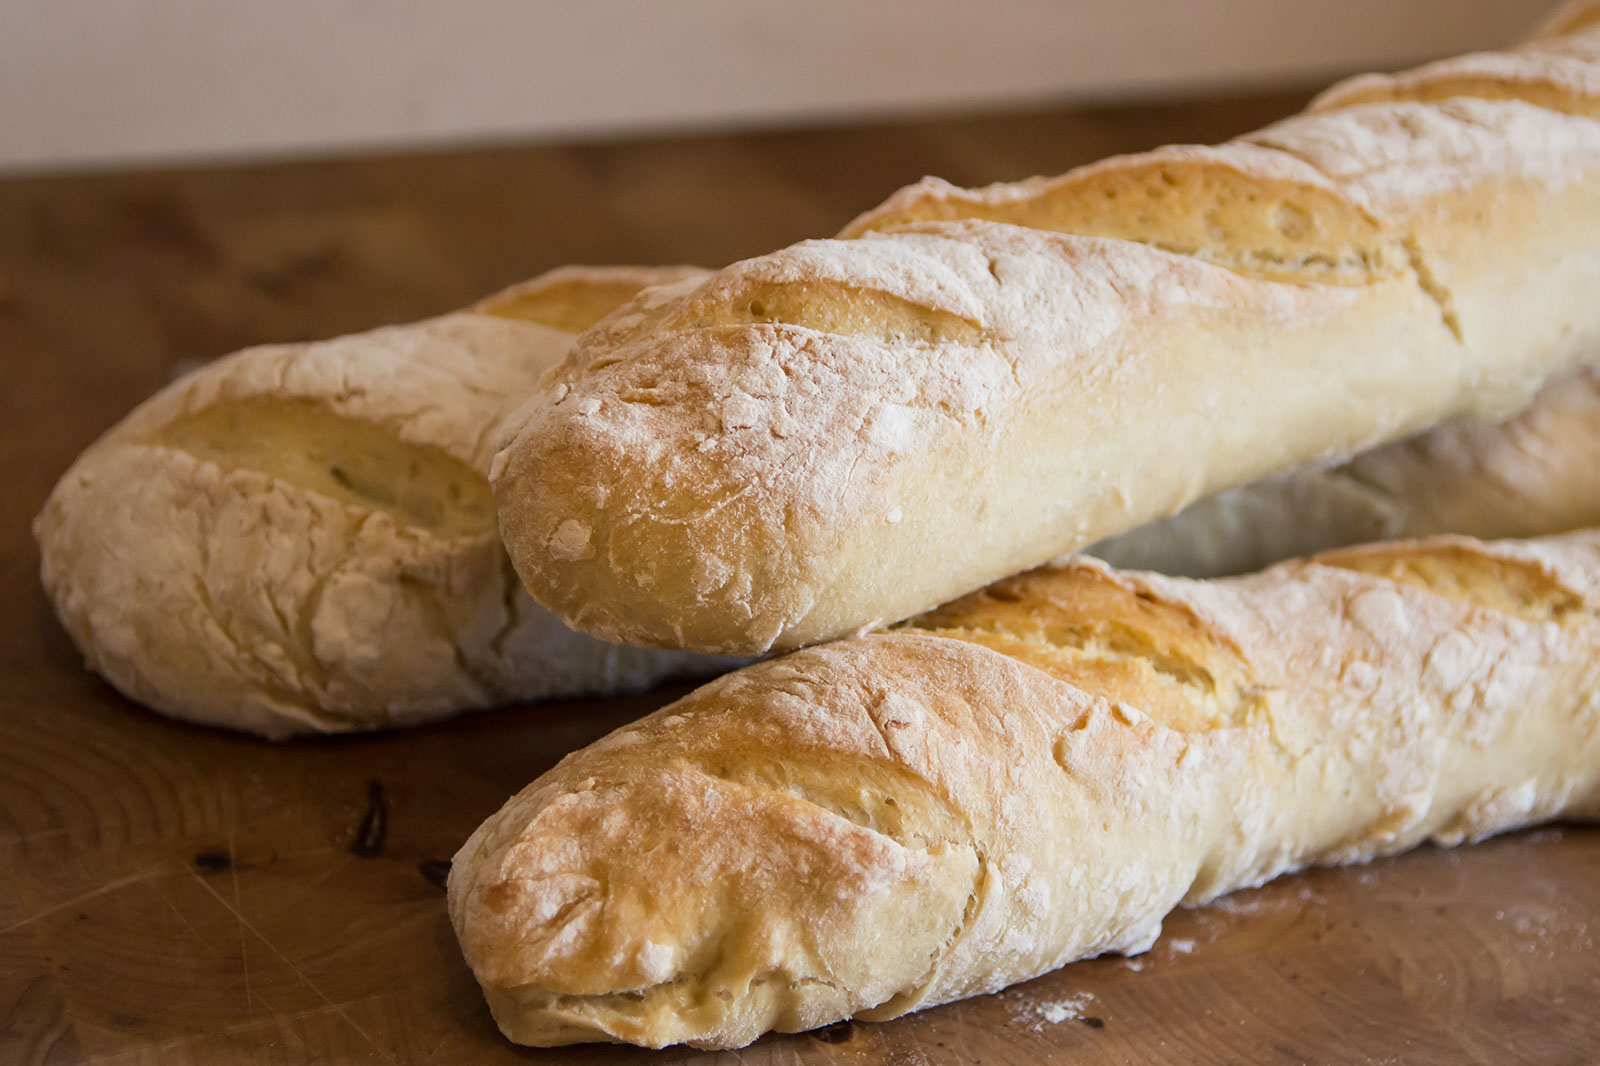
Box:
[34, 266, 731, 739]
[449, 526, 1600, 1049]
[492, 3, 1600, 655]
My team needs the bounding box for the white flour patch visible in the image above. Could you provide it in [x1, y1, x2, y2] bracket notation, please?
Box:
[1206, 894, 1280, 917]
[1003, 989, 1098, 1030]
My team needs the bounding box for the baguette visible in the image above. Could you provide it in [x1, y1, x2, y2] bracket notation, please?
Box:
[34, 266, 727, 739]
[49, 266, 1597, 742]
[493, 5, 1600, 655]
[450, 527, 1600, 1049]
[1089, 365, 1600, 575]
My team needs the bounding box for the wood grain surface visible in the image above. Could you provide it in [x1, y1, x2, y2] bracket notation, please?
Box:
[3, 87, 1598, 1065]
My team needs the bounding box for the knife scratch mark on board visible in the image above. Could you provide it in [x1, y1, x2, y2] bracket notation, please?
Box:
[227, 803, 251, 1018]
[0, 864, 167, 936]
[185, 866, 398, 1062]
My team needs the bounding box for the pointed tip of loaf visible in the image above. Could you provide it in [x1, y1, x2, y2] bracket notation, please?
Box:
[446, 642, 1010, 1047]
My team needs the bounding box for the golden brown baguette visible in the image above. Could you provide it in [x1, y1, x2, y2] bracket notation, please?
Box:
[1089, 365, 1600, 575]
[449, 527, 1600, 1049]
[493, 5, 1600, 655]
[46, 259, 1598, 739]
[34, 266, 727, 739]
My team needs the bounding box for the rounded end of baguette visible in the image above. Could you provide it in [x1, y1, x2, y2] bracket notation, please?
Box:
[491, 325, 842, 657]
[447, 647, 988, 1048]
[493, 447, 803, 657]
[487, 234, 1036, 656]
[35, 438, 505, 737]
[36, 279, 731, 735]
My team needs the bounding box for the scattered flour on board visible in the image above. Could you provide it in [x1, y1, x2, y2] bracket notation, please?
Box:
[1003, 989, 1098, 1030]
[1205, 895, 1277, 917]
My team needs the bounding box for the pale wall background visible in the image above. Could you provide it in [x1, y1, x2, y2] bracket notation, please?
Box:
[0, 0, 1558, 173]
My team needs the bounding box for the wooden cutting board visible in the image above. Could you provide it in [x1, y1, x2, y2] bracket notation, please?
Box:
[3, 85, 1597, 1065]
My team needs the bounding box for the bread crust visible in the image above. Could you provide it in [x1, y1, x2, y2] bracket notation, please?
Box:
[450, 528, 1600, 1048]
[1089, 366, 1600, 575]
[495, 19, 1600, 655]
[34, 266, 727, 738]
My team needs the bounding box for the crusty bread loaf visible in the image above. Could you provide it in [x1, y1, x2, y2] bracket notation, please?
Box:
[50, 263, 1595, 742]
[493, 9, 1600, 655]
[34, 266, 729, 739]
[450, 527, 1600, 1049]
[1089, 365, 1600, 575]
